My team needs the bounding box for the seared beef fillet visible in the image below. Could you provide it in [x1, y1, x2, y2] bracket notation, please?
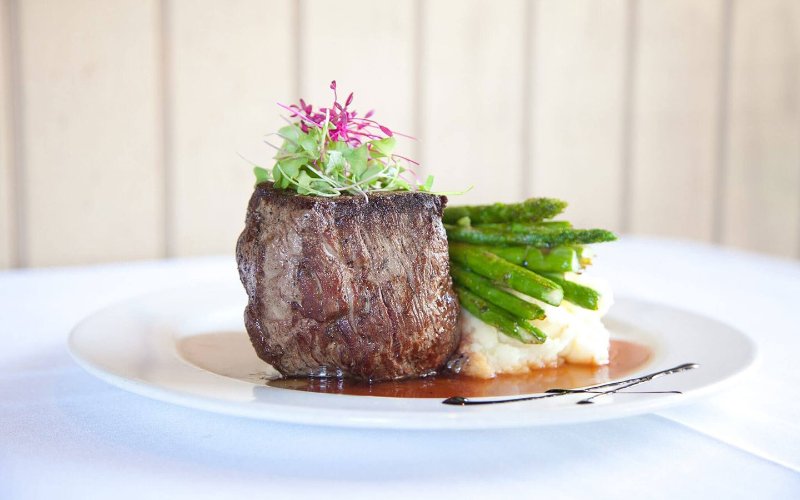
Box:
[236, 183, 460, 381]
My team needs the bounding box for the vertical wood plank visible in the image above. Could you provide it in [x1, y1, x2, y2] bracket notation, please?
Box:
[19, 0, 162, 266]
[629, 0, 724, 240]
[530, 0, 626, 230]
[421, 0, 527, 204]
[721, 0, 800, 257]
[0, 0, 14, 268]
[300, 0, 415, 152]
[169, 0, 294, 256]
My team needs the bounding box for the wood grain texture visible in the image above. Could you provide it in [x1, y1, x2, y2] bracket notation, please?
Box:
[3, 1, 799, 268]
[18, 0, 162, 266]
[0, 0, 14, 268]
[628, 0, 724, 241]
[420, 0, 527, 204]
[168, 0, 294, 257]
[300, 0, 415, 156]
[530, 0, 626, 230]
[721, 0, 800, 257]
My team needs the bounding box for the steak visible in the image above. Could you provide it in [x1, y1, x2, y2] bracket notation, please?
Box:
[236, 183, 460, 381]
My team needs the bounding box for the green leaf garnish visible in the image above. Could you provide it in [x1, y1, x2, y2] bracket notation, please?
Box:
[252, 81, 445, 197]
[368, 137, 396, 158]
[422, 174, 435, 192]
[254, 166, 270, 185]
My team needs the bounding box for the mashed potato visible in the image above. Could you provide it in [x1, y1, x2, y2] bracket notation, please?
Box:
[456, 273, 613, 379]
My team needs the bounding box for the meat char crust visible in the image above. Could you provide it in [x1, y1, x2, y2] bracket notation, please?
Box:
[236, 182, 460, 381]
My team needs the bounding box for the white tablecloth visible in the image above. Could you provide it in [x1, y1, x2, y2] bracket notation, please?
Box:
[2, 237, 799, 499]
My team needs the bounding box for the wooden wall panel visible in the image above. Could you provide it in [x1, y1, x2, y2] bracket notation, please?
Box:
[19, 0, 162, 266]
[721, 0, 800, 257]
[421, 0, 527, 204]
[0, 0, 14, 269]
[169, 0, 294, 257]
[628, 0, 724, 241]
[300, 0, 415, 158]
[1, 1, 797, 268]
[530, 0, 626, 230]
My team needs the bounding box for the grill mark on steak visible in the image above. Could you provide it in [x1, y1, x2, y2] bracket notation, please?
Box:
[236, 183, 460, 381]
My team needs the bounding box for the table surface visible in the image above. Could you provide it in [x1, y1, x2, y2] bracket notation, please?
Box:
[2, 236, 799, 499]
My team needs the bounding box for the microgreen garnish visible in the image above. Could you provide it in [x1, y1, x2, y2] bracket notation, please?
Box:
[254, 81, 433, 197]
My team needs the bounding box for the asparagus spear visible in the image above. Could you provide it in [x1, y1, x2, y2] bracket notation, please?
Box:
[477, 245, 580, 272]
[455, 287, 547, 344]
[479, 221, 573, 231]
[574, 245, 594, 266]
[445, 224, 617, 247]
[449, 243, 563, 306]
[450, 264, 546, 320]
[532, 220, 573, 230]
[537, 272, 601, 310]
[443, 198, 567, 224]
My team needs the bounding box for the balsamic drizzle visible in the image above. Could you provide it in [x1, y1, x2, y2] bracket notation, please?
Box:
[442, 362, 699, 406]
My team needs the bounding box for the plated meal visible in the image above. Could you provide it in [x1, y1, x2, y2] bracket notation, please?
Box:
[236, 82, 624, 396]
[67, 82, 757, 427]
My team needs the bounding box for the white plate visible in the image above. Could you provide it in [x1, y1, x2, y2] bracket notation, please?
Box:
[68, 281, 757, 429]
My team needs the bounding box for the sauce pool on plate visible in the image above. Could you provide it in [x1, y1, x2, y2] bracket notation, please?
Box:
[178, 332, 652, 399]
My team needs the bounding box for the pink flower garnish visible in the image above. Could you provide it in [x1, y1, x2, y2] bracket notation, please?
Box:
[277, 81, 415, 149]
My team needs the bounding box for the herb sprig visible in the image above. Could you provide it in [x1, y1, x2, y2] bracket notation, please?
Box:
[254, 81, 433, 197]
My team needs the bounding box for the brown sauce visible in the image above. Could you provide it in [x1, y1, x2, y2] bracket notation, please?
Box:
[177, 331, 281, 383]
[178, 332, 652, 399]
[269, 340, 651, 398]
